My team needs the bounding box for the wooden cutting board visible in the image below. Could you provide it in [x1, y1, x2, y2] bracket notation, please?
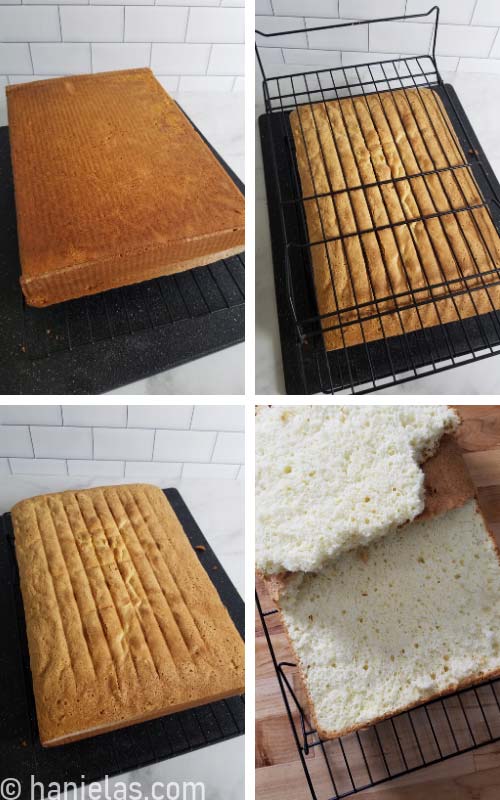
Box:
[256, 405, 500, 800]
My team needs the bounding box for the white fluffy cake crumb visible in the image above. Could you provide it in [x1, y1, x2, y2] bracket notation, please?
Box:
[278, 499, 500, 738]
[256, 405, 458, 574]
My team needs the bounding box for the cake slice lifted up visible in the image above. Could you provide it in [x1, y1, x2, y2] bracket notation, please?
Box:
[256, 405, 459, 574]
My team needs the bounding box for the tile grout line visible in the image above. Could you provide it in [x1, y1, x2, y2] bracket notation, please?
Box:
[4, 422, 243, 432]
[488, 27, 499, 58]
[470, 0, 479, 25]
[27, 42, 34, 74]
[5, 458, 241, 475]
[28, 426, 35, 458]
[1, 453, 240, 464]
[209, 432, 218, 463]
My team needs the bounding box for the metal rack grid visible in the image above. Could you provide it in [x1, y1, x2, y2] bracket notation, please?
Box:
[21, 254, 245, 361]
[0, 490, 244, 792]
[257, 588, 500, 799]
[257, 7, 500, 394]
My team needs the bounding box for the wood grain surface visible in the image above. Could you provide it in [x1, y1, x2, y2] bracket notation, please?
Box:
[256, 406, 500, 800]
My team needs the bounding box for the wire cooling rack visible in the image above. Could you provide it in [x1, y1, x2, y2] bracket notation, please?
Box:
[257, 7, 500, 394]
[257, 588, 500, 799]
[21, 254, 245, 361]
[0, 490, 244, 794]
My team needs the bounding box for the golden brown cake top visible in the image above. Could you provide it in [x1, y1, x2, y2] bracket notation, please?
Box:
[12, 483, 244, 746]
[289, 87, 500, 350]
[7, 69, 244, 284]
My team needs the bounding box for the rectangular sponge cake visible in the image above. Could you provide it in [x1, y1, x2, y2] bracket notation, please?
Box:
[11, 484, 245, 746]
[274, 498, 500, 739]
[290, 87, 500, 350]
[6, 69, 245, 307]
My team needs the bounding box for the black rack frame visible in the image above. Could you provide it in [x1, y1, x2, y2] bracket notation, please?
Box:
[257, 7, 500, 394]
[0, 490, 244, 796]
[257, 589, 500, 799]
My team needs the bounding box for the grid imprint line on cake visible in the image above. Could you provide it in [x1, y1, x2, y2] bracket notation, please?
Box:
[31, 503, 79, 692]
[44, 497, 99, 680]
[139, 489, 210, 647]
[100, 485, 212, 676]
[282, 75, 366, 388]
[351, 70, 454, 367]
[298, 69, 419, 379]
[95, 487, 179, 670]
[107, 487, 200, 667]
[56, 494, 128, 688]
[256, 7, 500, 394]
[139, 489, 204, 637]
[339, 65, 478, 356]
[379, 62, 500, 337]
[358, 79, 468, 350]
[276, 72, 361, 392]
[130, 487, 209, 658]
[372, 72, 494, 316]
[117, 487, 195, 663]
[67, 491, 146, 683]
[318, 67, 439, 367]
[87, 489, 173, 679]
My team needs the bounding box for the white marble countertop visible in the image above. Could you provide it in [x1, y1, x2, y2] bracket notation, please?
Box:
[256, 71, 500, 395]
[1, 474, 244, 800]
[0, 88, 244, 396]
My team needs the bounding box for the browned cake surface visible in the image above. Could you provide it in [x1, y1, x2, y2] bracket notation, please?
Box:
[6, 69, 245, 307]
[12, 483, 245, 747]
[418, 433, 475, 521]
[290, 87, 500, 350]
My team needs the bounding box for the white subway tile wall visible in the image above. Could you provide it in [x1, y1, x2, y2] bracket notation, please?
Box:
[0, 459, 10, 476]
[255, 0, 500, 76]
[0, 1, 244, 92]
[0, 405, 245, 478]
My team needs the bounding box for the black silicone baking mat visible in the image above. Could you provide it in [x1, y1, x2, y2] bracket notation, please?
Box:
[0, 488, 244, 797]
[0, 107, 244, 395]
[260, 83, 500, 394]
